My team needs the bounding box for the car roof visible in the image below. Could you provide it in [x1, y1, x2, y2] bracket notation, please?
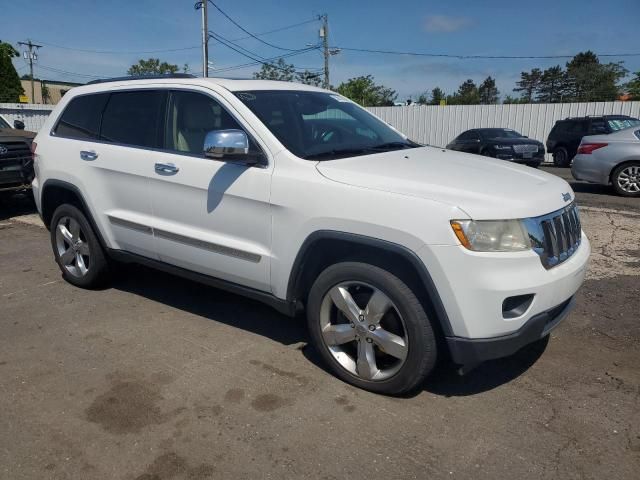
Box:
[559, 115, 635, 122]
[67, 76, 327, 97]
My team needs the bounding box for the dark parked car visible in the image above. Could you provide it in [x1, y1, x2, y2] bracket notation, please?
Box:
[546, 115, 640, 167]
[446, 128, 545, 167]
[0, 114, 36, 198]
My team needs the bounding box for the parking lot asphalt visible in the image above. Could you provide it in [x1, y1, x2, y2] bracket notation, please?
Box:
[1, 168, 639, 480]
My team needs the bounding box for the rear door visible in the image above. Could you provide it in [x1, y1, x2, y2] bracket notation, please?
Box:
[567, 120, 588, 158]
[148, 88, 273, 292]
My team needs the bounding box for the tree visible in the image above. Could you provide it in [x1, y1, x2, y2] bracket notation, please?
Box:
[503, 95, 527, 104]
[564, 51, 627, 102]
[296, 70, 323, 87]
[253, 58, 296, 82]
[335, 75, 397, 106]
[478, 76, 499, 104]
[429, 87, 445, 105]
[41, 83, 51, 104]
[0, 40, 24, 102]
[415, 91, 430, 105]
[127, 58, 179, 76]
[626, 71, 640, 100]
[448, 79, 480, 105]
[536, 66, 567, 103]
[513, 68, 542, 102]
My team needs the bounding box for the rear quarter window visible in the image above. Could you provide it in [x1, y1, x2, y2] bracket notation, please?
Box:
[53, 93, 109, 140]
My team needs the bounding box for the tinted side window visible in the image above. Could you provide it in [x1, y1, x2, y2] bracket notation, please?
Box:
[589, 118, 607, 134]
[54, 93, 109, 139]
[100, 90, 166, 148]
[567, 121, 587, 134]
[164, 90, 243, 155]
[458, 131, 475, 141]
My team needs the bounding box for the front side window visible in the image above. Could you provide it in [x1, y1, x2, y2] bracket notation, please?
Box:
[100, 90, 166, 148]
[164, 90, 243, 155]
[53, 93, 109, 140]
[234, 90, 417, 160]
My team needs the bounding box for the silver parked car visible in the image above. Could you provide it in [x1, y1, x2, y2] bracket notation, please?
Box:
[572, 126, 640, 197]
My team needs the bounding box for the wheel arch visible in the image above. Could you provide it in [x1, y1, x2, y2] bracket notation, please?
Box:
[609, 159, 640, 183]
[286, 230, 454, 337]
[41, 179, 108, 249]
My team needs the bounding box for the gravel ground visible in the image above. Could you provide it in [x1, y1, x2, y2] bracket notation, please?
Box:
[0, 169, 638, 480]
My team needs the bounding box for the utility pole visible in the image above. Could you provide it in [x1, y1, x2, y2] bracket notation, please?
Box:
[319, 14, 329, 89]
[18, 40, 42, 102]
[201, 0, 209, 77]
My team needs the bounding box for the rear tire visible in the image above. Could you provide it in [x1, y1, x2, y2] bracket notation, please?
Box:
[307, 262, 437, 395]
[611, 162, 640, 197]
[50, 204, 111, 288]
[553, 147, 570, 167]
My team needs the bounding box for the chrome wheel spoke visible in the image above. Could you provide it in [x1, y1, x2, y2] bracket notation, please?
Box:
[364, 289, 391, 325]
[57, 223, 73, 243]
[329, 286, 361, 323]
[75, 252, 88, 275]
[322, 324, 356, 346]
[356, 339, 379, 380]
[60, 247, 76, 265]
[371, 328, 407, 360]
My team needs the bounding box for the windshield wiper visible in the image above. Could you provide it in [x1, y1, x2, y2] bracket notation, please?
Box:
[369, 141, 420, 151]
[304, 148, 376, 160]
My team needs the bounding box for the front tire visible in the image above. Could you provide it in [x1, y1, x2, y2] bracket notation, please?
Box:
[307, 262, 437, 395]
[50, 204, 111, 288]
[611, 162, 640, 197]
[553, 147, 570, 167]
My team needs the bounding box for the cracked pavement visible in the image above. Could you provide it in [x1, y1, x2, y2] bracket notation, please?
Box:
[1, 168, 639, 480]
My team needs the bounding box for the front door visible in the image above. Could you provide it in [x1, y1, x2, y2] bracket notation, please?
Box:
[149, 89, 273, 292]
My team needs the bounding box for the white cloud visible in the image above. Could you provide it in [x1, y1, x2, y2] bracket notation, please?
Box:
[424, 15, 472, 33]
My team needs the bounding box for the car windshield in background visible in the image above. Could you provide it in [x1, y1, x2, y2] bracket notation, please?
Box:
[480, 128, 524, 139]
[608, 118, 640, 131]
[0, 117, 10, 129]
[234, 90, 418, 160]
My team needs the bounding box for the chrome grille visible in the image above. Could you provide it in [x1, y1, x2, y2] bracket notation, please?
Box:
[513, 144, 538, 154]
[524, 203, 582, 269]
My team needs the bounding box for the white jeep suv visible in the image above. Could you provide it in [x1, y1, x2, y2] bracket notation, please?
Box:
[32, 75, 590, 394]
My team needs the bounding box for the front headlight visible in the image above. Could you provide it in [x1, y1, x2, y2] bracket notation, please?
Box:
[494, 144, 512, 150]
[450, 219, 531, 252]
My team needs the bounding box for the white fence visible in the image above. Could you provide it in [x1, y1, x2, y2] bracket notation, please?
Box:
[0, 103, 55, 132]
[3, 101, 640, 162]
[369, 101, 640, 161]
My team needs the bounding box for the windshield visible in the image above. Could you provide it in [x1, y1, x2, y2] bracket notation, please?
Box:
[234, 90, 418, 159]
[608, 118, 640, 131]
[480, 128, 524, 139]
[0, 116, 10, 129]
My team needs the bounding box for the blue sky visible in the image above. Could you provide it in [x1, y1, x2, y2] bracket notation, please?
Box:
[4, 0, 640, 100]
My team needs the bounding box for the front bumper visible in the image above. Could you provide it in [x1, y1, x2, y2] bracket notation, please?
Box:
[446, 296, 574, 365]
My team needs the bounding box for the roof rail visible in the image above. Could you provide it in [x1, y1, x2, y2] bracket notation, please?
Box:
[86, 73, 196, 85]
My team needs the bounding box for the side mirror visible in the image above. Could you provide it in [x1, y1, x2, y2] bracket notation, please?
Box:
[204, 129, 249, 159]
[14, 120, 25, 130]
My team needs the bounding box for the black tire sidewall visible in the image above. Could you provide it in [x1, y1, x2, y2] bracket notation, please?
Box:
[307, 262, 437, 395]
[612, 162, 640, 197]
[50, 204, 110, 288]
[554, 148, 568, 167]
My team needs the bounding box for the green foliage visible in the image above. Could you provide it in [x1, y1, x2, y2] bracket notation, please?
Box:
[512, 52, 628, 103]
[0, 40, 24, 102]
[127, 58, 179, 76]
[415, 91, 430, 105]
[448, 79, 480, 105]
[253, 58, 296, 82]
[429, 87, 445, 105]
[478, 76, 499, 104]
[626, 71, 640, 100]
[503, 95, 528, 104]
[335, 75, 397, 106]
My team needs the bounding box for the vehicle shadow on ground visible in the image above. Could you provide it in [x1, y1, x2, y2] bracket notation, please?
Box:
[0, 193, 37, 221]
[113, 264, 546, 398]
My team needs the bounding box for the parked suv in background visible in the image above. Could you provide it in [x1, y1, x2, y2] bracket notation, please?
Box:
[33, 75, 590, 395]
[446, 128, 545, 167]
[0, 113, 36, 198]
[546, 115, 640, 167]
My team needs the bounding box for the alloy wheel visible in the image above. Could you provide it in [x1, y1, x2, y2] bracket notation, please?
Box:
[55, 216, 91, 277]
[319, 281, 409, 381]
[617, 165, 640, 193]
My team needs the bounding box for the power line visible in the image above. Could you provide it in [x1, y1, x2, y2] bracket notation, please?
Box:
[209, 43, 321, 74]
[27, 40, 201, 55]
[36, 64, 101, 79]
[332, 46, 640, 60]
[229, 18, 317, 42]
[206, 0, 300, 52]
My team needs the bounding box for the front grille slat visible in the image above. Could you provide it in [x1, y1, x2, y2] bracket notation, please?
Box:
[528, 203, 581, 269]
[513, 144, 538, 154]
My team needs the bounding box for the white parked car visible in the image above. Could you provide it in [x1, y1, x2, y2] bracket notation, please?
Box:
[32, 75, 590, 394]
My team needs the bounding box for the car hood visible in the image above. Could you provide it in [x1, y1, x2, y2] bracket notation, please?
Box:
[315, 146, 573, 219]
[0, 128, 36, 142]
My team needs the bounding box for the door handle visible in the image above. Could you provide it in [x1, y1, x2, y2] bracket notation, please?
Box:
[154, 162, 180, 175]
[80, 150, 98, 161]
